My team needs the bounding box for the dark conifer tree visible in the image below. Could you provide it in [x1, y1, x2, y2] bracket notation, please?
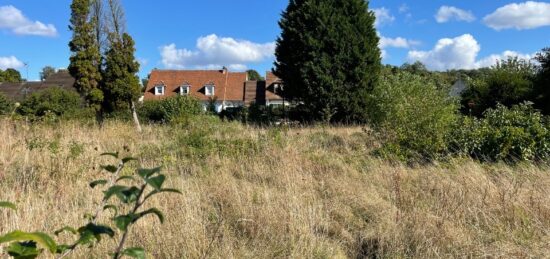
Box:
[274, 0, 381, 123]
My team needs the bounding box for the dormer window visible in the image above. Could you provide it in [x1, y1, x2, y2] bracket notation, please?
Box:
[154, 85, 165, 96]
[205, 84, 215, 96]
[180, 85, 190, 95]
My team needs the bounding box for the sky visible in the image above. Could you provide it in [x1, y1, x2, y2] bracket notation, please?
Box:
[0, 0, 549, 81]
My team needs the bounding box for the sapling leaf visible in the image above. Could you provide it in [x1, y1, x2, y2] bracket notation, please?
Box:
[136, 208, 164, 224]
[54, 227, 78, 236]
[114, 214, 137, 231]
[89, 179, 108, 189]
[101, 165, 119, 173]
[144, 188, 182, 201]
[119, 187, 141, 204]
[116, 175, 135, 182]
[100, 152, 119, 159]
[121, 247, 146, 259]
[137, 167, 162, 179]
[76, 223, 115, 246]
[6, 241, 40, 258]
[0, 201, 17, 211]
[103, 185, 128, 201]
[0, 231, 57, 254]
[145, 175, 166, 190]
[122, 157, 138, 164]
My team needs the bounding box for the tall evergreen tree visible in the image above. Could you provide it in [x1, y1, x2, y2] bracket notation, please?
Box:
[68, 0, 103, 116]
[535, 48, 550, 114]
[274, 0, 381, 123]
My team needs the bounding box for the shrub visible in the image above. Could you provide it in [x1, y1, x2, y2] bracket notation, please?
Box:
[368, 72, 459, 161]
[452, 102, 550, 161]
[18, 88, 83, 119]
[0, 92, 13, 115]
[139, 96, 203, 124]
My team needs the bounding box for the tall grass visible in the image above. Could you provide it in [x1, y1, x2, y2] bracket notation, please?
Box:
[0, 117, 548, 258]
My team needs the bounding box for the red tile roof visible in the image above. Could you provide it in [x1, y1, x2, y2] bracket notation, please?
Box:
[265, 72, 283, 101]
[144, 69, 247, 101]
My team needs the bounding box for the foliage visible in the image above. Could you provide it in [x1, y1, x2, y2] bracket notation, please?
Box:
[452, 103, 550, 161]
[368, 72, 459, 161]
[534, 47, 550, 114]
[68, 0, 103, 112]
[246, 69, 264, 81]
[102, 33, 141, 113]
[0, 68, 23, 83]
[39, 66, 56, 81]
[139, 95, 203, 124]
[274, 0, 381, 123]
[461, 57, 537, 116]
[220, 104, 285, 125]
[17, 88, 83, 118]
[0, 152, 180, 259]
[0, 92, 13, 115]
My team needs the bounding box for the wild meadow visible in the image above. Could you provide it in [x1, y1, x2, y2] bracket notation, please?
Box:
[1, 117, 548, 258]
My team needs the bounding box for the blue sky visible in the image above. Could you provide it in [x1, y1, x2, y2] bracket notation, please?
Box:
[0, 0, 549, 81]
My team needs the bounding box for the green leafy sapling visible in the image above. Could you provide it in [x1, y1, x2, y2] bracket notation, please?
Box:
[1, 151, 181, 259]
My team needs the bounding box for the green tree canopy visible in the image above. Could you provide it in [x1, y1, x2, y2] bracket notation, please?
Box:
[274, 0, 381, 123]
[534, 47, 550, 114]
[0, 68, 23, 83]
[246, 69, 264, 81]
[40, 66, 57, 81]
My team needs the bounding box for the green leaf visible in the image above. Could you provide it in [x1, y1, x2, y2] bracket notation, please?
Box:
[119, 187, 141, 204]
[137, 167, 162, 179]
[114, 214, 136, 231]
[103, 205, 118, 217]
[136, 208, 164, 224]
[76, 223, 115, 246]
[0, 231, 57, 254]
[103, 185, 127, 201]
[100, 152, 119, 159]
[122, 157, 138, 164]
[144, 188, 182, 201]
[7, 241, 40, 259]
[54, 227, 77, 236]
[89, 179, 108, 189]
[116, 176, 135, 183]
[121, 247, 146, 259]
[0, 201, 16, 211]
[101, 165, 119, 173]
[145, 175, 166, 190]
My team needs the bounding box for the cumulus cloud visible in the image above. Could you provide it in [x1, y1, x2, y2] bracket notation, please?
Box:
[380, 36, 419, 49]
[398, 4, 409, 14]
[484, 1, 550, 30]
[0, 5, 57, 37]
[373, 8, 395, 27]
[435, 6, 476, 23]
[160, 34, 275, 70]
[0, 56, 24, 70]
[407, 34, 533, 70]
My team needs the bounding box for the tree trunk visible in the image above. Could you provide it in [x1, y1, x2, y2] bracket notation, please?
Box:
[130, 100, 142, 133]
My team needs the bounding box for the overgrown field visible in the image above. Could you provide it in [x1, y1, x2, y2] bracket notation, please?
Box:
[0, 118, 549, 258]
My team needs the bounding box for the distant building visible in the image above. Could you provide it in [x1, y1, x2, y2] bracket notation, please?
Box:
[0, 69, 76, 101]
[143, 68, 287, 112]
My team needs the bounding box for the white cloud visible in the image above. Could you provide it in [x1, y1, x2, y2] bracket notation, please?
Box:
[380, 36, 419, 49]
[0, 5, 57, 37]
[398, 4, 409, 14]
[373, 8, 395, 27]
[484, 1, 550, 30]
[435, 6, 476, 23]
[160, 34, 275, 71]
[406, 34, 533, 70]
[0, 56, 24, 70]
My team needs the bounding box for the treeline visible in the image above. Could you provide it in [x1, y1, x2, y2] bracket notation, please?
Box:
[0, 69, 22, 83]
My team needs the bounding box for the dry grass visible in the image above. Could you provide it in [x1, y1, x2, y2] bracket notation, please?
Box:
[0, 117, 549, 258]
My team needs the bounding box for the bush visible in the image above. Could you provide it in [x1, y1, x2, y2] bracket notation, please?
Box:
[368, 72, 459, 161]
[17, 88, 83, 119]
[139, 95, 203, 124]
[452, 102, 550, 161]
[0, 92, 13, 115]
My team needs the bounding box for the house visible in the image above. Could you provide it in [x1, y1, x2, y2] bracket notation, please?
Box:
[144, 68, 287, 112]
[0, 69, 76, 101]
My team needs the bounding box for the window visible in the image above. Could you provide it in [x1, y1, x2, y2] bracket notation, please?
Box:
[154, 85, 165, 96]
[180, 85, 190, 95]
[205, 84, 215, 96]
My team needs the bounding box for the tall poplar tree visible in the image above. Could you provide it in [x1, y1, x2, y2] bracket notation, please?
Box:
[68, 0, 103, 118]
[274, 0, 381, 123]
